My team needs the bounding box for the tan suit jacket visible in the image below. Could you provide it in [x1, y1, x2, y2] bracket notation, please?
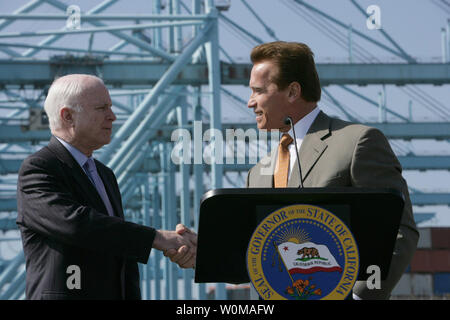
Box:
[246, 111, 418, 299]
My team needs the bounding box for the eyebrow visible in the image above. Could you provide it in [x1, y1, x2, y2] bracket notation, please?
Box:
[96, 103, 112, 108]
[250, 85, 264, 91]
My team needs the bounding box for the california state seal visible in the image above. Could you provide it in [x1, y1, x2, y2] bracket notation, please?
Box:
[247, 204, 359, 300]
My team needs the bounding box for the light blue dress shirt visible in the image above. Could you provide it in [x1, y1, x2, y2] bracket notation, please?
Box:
[55, 136, 115, 216]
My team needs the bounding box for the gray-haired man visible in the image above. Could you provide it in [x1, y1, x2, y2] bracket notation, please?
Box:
[17, 74, 195, 300]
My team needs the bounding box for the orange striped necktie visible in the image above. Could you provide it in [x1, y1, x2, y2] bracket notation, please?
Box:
[274, 133, 293, 188]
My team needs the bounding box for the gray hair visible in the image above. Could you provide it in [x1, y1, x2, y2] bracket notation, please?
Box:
[44, 74, 103, 131]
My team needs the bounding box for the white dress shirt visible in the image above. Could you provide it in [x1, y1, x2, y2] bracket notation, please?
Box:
[286, 106, 321, 181]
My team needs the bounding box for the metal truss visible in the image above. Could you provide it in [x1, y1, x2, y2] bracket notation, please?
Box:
[0, 0, 449, 300]
[2, 60, 450, 86]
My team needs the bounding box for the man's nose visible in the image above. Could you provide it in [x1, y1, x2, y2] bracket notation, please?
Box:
[247, 97, 256, 109]
[108, 108, 116, 121]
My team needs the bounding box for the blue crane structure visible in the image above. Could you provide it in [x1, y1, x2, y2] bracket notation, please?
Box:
[0, 0, 449, 300]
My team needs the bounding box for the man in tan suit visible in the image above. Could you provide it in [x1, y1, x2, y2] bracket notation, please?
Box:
[246, 41, 418, 299]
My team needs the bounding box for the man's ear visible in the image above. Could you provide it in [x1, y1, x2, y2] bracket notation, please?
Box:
[288, 82, 301, 102]
[60, 107, 74, 126]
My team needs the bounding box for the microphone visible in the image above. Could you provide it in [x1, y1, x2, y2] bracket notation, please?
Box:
[284, 116, 303, 188]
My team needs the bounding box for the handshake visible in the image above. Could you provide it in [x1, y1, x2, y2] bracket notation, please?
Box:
[153, 224, 198, 269]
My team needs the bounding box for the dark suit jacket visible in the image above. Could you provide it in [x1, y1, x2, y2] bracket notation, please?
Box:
[247, 111, 419, 299]
[16, 136, 156, 300]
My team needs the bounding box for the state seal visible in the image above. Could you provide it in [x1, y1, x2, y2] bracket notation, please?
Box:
[247, 204, 359, 300]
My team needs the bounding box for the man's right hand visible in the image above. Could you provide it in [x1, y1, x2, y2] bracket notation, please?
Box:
[153, 224, 197, 269]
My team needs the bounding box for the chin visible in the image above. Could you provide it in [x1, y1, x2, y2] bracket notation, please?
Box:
[256, 121, 267, 130]
[258, 122, 279, 131]
[95, 137, 110, 148]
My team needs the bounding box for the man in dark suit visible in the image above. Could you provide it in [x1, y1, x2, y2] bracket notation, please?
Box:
[246, 41, 418, 299]
[17, 74, 196, 300]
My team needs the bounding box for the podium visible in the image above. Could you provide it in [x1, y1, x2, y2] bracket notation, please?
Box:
[194, 187, 404, 287]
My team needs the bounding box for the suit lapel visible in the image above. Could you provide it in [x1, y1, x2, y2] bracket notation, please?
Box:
[47, 136, 109, 215]
[288, 111, 331, 187]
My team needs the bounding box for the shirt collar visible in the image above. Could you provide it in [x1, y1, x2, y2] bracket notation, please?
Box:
[55, 136, 91, 168]
[288, 106, 321, 141]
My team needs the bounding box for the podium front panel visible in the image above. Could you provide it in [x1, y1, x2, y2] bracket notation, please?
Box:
[195, 188, 403, 284]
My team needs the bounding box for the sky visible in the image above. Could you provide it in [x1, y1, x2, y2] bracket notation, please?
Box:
[0, 0, 449, 247]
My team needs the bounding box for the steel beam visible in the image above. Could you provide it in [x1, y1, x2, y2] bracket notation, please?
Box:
[204, 0, 226, 301]
[0, 199, 18, 211]
[0, 252, 24, 291]
[42, 0, 175, 61]
[0, 159, 23, 174]
[397, 155, 450, 170]
[0, 13, 209, 21]
[348, 0, 415, 63]
[0, 217, 17, 230]
[140, 176, 151, 300]
[177, 103, 193, 300]
[340, 85, 409, 122]
[159, 142, 177, 300]
[2, 122, 450, 143]
[99, 20, 213, 164]
[192, 84, 206, 300]
[291, 0, 416, 63]
[367, 122, 450, 140]
[205, 8, 223, 190]
[0, 268, 25, 300]
[111, 86, 183, 182]
[0, 21, 203, 40]
[2, 61, 450, 86]
[0, 0, 43, 57]
[151, 176, 162, 300]
[410, 193, 450, 206]
[3, 155, 450, 176]
[222, 63, 450, 86]
[0, 42, 154, 57]
[23, 0, 119, 58]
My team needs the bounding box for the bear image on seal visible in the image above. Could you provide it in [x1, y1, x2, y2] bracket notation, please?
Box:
[297, 247, 320, 259]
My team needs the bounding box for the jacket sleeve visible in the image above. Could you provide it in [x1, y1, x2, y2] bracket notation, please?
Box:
[17, 155, 156, 264]
[350, 127, 419, 299]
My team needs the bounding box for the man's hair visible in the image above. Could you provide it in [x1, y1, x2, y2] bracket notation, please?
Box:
[44, 74, 103, 131]
[250, 41, 321, 102]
